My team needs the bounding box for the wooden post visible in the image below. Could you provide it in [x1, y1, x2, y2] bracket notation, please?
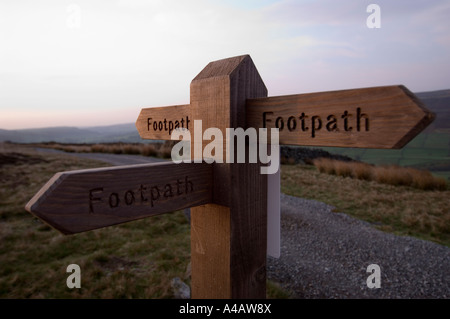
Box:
[189, 55, 268, 298]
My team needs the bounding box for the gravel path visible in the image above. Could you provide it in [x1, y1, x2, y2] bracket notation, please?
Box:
[36, 149, 450, 298]
[35, 148, 166, 166]
[267, 193, 450, 299]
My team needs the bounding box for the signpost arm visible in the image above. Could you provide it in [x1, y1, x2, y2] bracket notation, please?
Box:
[246, 85, 435, 149]
[190, 55, 269, 298]
[25, 162, 213, 235]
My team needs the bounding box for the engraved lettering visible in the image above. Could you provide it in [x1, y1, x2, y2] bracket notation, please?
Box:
[275, 117, 284, 131]
[150, 186, 160, 207]
[185, 175, 193, 194]
[89, 188, 103, 214]
[342, 110, 353, 132]
[146, 116, 190, 135]
[326, 115, 338, 132]
[311, 116, 322, 138]
[147, 118, 152, 131]
[261, 108, 369, 137]
[177, 179, 183, 195]
[87, 176, 195, 213]
[124, 190, 135, 206]
[262, 111, 273, 128]
[109, 193, 119, 208]
[140, 184, 148, 202]
[287, 116, 296, 131]
[357, 107, 369, 131]
[299, 112, 309, 132]
[164, 184, 173, 198]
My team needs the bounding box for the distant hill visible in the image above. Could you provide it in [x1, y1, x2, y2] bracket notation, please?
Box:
[0, 89, 448, 144]
[0, 123, 142, 144]
[416, 89, 450, 133]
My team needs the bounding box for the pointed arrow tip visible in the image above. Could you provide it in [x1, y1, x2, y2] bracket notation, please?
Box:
[391, 85, 435, 149]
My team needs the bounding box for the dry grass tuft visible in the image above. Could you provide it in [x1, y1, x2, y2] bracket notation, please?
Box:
[36, 142, 174, 159]
[312, 158, 447, 191]
[351, 162, 373, 181]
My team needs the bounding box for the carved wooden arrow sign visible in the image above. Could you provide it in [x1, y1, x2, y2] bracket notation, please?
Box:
[135, 105, 190, 140]
[25, 162, 212, 234]
[136, 85, 434, 149]
[246, 85, 434, 149]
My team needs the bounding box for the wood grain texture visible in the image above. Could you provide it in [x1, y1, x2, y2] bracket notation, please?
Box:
[246, 85, 435, 149]
[26, 162, 212, 234]
[136, 104, 190, 140]
[190, 55, 268, 299]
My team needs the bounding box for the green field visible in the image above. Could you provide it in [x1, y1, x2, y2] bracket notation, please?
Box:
[315, 131, 450, 180]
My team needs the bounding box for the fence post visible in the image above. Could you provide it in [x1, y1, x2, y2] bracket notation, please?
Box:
[189, 55, 268, 298]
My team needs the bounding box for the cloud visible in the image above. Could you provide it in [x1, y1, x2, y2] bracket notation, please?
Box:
[1, 0, 449, 129]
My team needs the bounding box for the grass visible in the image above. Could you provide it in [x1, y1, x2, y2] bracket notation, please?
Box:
[0, 143, 190, 298]
[316, 131, 450, 181]
[0, 143, 287, 299]
[281, 164, 450, 247]
[33, 141, 176, 159]
[312, 157, 448, 191]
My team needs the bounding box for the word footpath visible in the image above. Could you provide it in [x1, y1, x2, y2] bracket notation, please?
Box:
[88, 175, 194, 213]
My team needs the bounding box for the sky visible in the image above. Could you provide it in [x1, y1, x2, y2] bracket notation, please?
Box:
[0, 0, 449, 130]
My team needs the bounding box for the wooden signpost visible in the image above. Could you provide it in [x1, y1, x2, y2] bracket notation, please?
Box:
[26, 55, 434, 299]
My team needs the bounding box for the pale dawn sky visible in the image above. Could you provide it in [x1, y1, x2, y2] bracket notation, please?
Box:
[1, 0, 449, 129]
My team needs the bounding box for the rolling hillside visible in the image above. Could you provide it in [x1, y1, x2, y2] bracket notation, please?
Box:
[0, 123, 142, 144]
